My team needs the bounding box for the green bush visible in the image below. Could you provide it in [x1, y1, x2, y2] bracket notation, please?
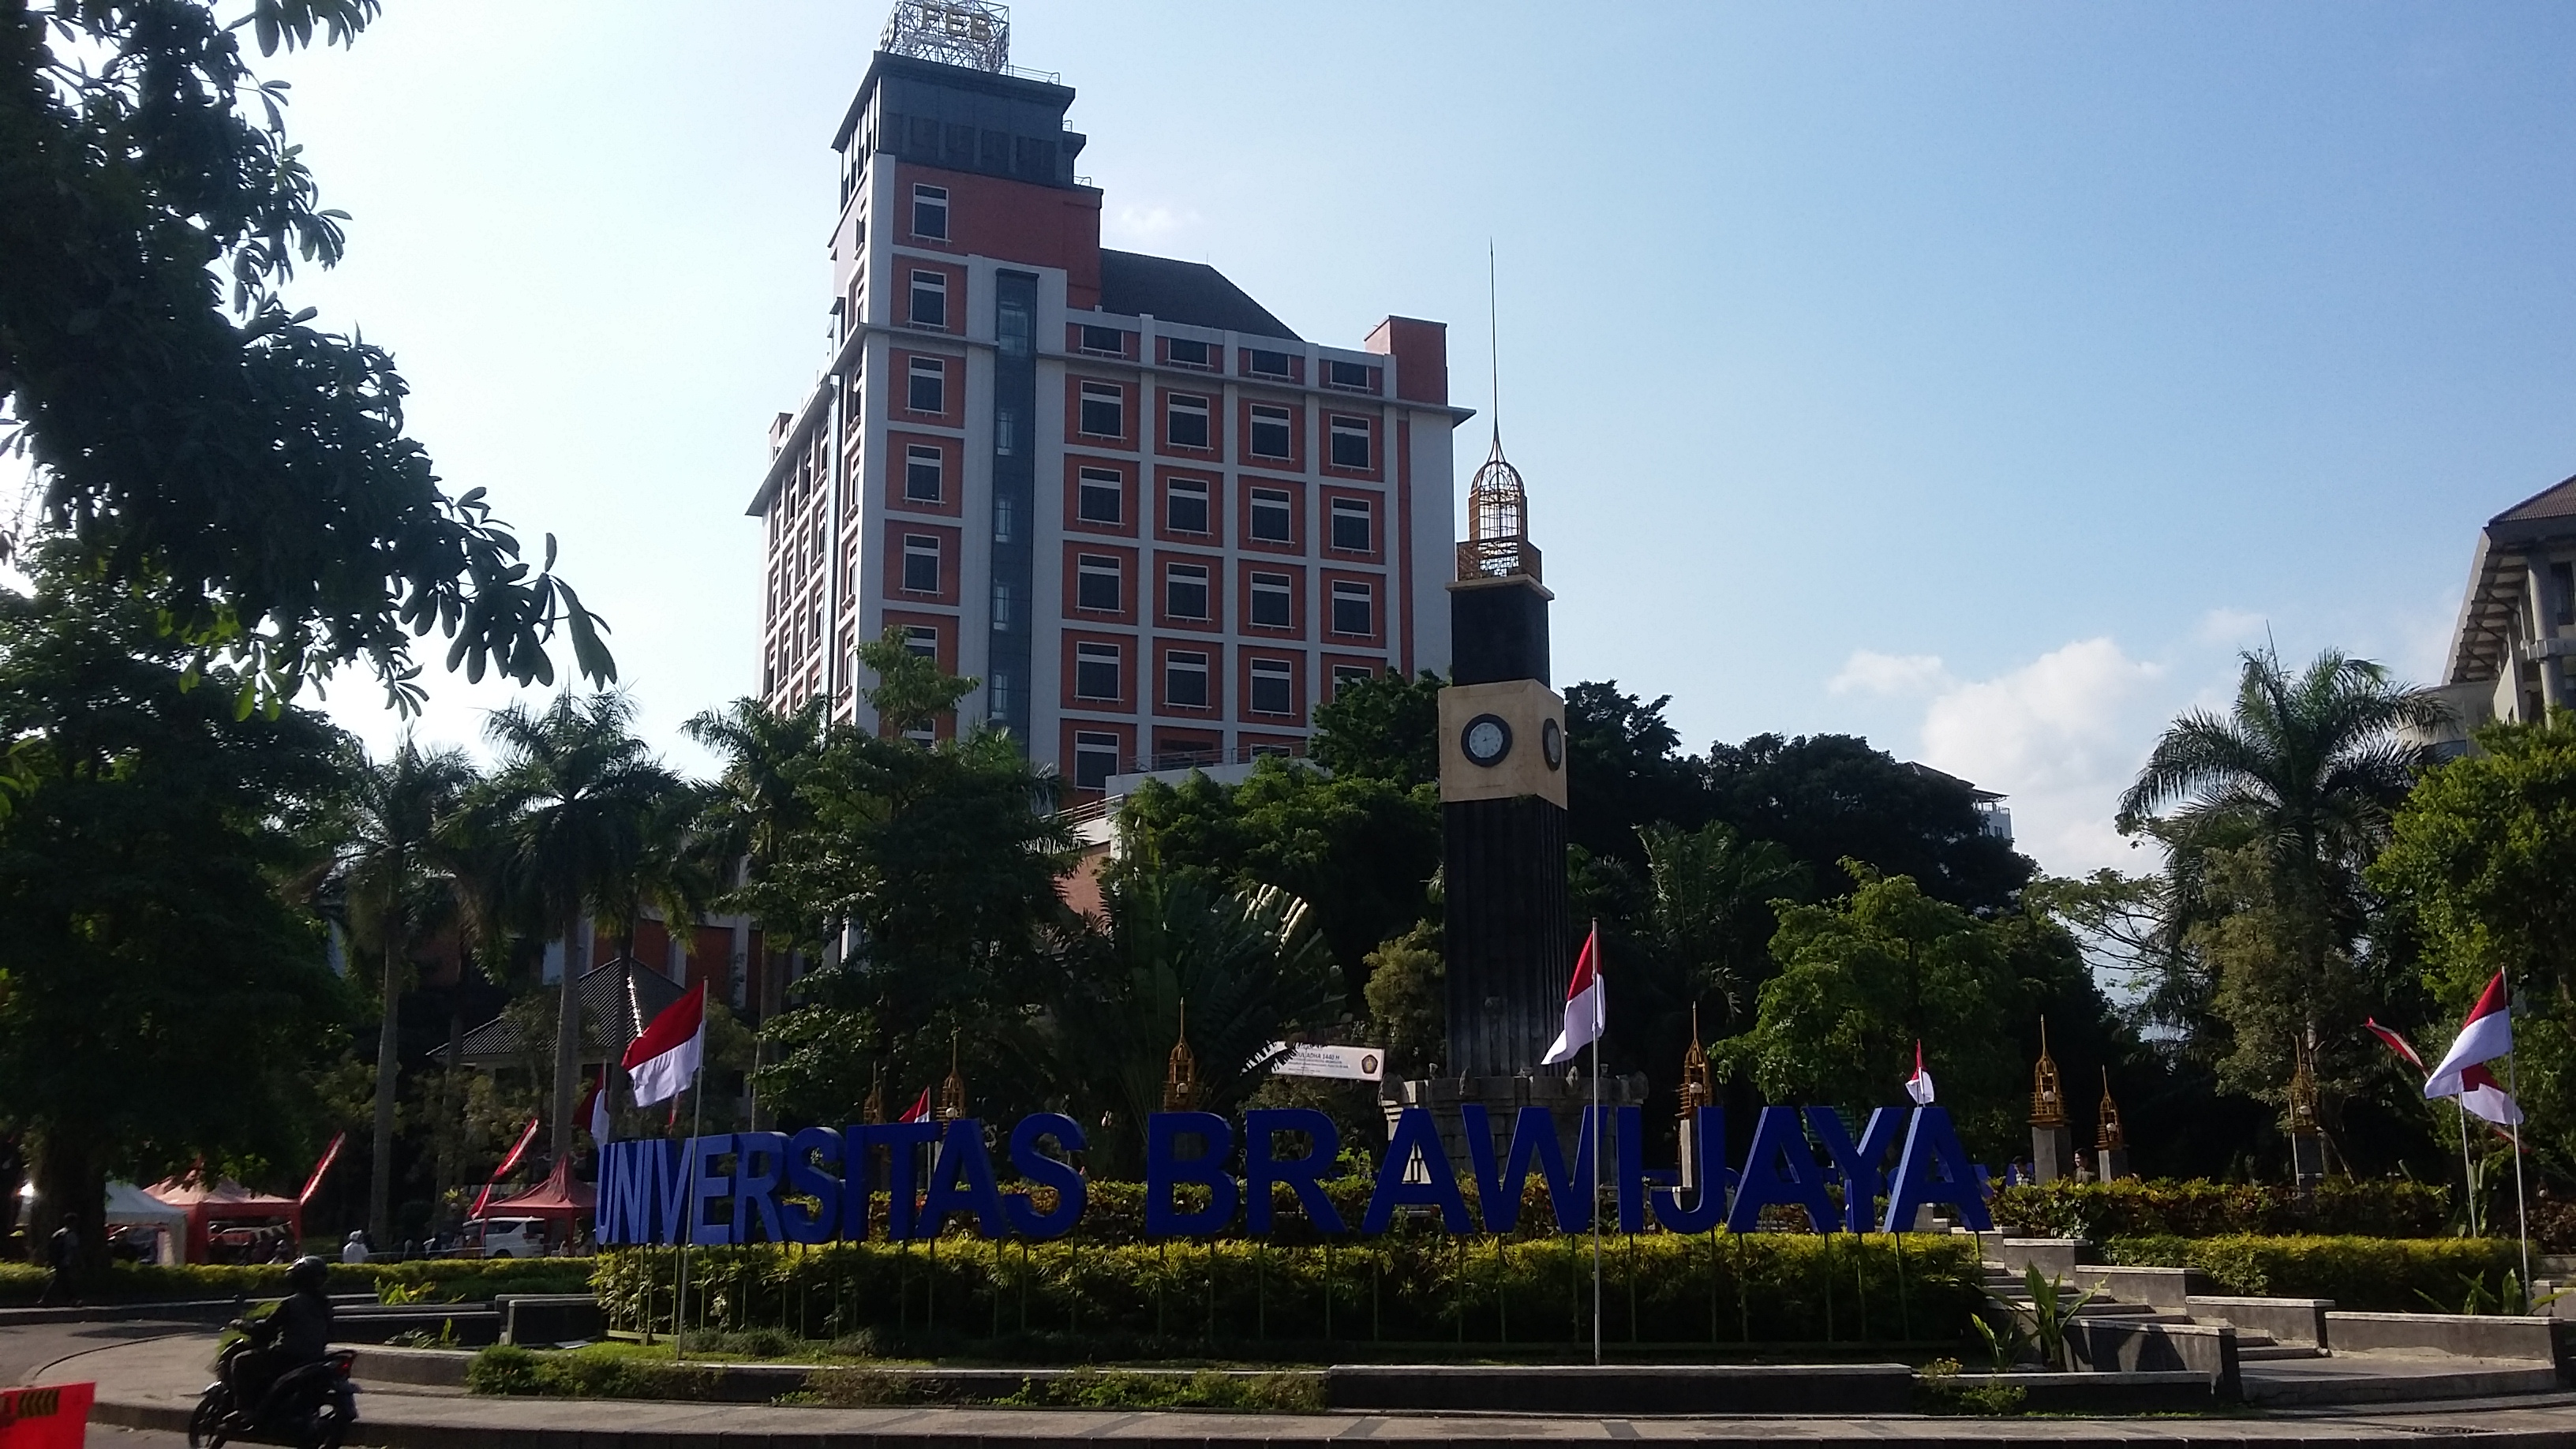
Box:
[2100, 1234, 2519, 1311]
[591, 1231, 1984, 1354]
[1991, 1180, 2450, 1240]
[466, 1342, 728, 1399]
[0, 1257, 594, 1306]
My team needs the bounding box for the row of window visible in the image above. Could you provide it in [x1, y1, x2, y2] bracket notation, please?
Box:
[1069, 641, 1321, 716]
[1075, 380, 1373, 466]
[1070, 555, 1374, 635]
[1073, 323, 1379, 391]
[899, 452, 1374, 551]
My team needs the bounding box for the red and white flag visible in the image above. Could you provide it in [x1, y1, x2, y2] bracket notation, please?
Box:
[2364, 1017, 2425, 1073]
[2458, 1061, 2525, 1126]
[2425, 973, 2513, 1099]
[1542, 923, 1604, 1066]
[298, 1131, 346, 1206]
[897, 1087, 932, 1125]
[470, 1115, 542, 1218]
[1904, 1041, 1937, 1106]
[622, 983, 708, 1108]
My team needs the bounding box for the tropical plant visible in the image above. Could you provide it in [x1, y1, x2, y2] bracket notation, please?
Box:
[1638, 819, 1807, 1032]
[465, 693, 681, 1157]
[1984, 1267, 2099, 1371]
[328, 737, 477, 1245]
[1043, 867, 1340, 1175]
[2117, 646, 2446, 1114]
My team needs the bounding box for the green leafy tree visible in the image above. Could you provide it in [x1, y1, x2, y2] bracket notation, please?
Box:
[1718, 868, 2020, 1152]
[1638, 819, 1809, 1032]
[1563, 683, 1711, 869]
[1363, 922, 1444, 1076]
[1041, 867, 1340, 1175]
[465, 693, 680, 1159]
[0, 541, 355, 1275]
[328, 736, 476, 1246]
[1705, 733, 2034, 914]
[856, 626, 976, 736]
[0, 0, 612, 711]
[2372, 713, 2576, 1165]
[1310, 669, 1442, 788]
[2118, 647, 2444, 1121]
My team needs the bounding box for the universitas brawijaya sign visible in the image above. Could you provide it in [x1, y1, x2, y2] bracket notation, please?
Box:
[593, 1104, 1994, 1248]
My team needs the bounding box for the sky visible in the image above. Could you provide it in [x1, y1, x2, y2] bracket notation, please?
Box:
[126, 1, 2576, 879]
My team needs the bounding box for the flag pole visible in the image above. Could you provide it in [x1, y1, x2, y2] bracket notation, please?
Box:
[675, 1055, 706, 1362]
[2458, 1101, 2480, 1237]
[2508, 1044, 2532, 1294]
[1588, 918, 1602, 1368]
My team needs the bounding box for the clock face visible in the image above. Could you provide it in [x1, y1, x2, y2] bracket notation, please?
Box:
[1462, 713, 1512, 766]
[1541, 717, 1564, 770]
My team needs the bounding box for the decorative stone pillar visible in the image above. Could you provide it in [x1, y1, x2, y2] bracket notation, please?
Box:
[1676, 1005, 1714, 1193]
[2030, 1017, 2075, 1183]
[2288, 1050, 2324, 1193]
[2095, 1068, 2133, 1181]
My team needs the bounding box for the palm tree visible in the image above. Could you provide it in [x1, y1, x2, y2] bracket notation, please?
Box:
[470, 693, 680, 1159]
[331, 736, 477, 1248]
[1043, 866, 1339, 1174]
[2117, 646, 2446, 1090]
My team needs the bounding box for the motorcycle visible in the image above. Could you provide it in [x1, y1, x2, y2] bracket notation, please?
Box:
[186, 1316, 358, 1449]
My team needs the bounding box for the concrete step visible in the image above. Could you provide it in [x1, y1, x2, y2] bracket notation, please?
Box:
[2237, 1343, 2327, 1361]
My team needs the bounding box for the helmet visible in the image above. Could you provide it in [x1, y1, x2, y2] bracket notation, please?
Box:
[286, 1255, 329, 1293]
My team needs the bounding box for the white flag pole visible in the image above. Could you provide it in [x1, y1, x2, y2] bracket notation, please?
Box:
[1589, 919, 1602, 1368]
[2457, 1101, 2480, 1237]
[674, 1057, 706, 1363]
[2507, 1043, 2532, 1294]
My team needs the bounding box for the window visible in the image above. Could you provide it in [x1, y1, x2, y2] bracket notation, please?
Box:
[998, 295, 1030, 358]
[1332, 664, 1375, 697]
[904, 626, 938, 659]
[1329, 416, 1372, 469]
[1250, 658, 1294, 716]
[990, 581, 1013, 631]
[1078, 380, 1122, 437]
[1076, 467, 1122, 525]
[1326, 359, 1374, 391]
[1165, 562, 1210, 620]
[1249, 571, 1292, 628]
[1166, 337, 1211, 369]
[901, 534, 941, 594]
[909, 270, 947, 329]
[1247, 349, 1293, 379]
[907, 357, 945, 413]
[904, 445, 943, 503]
[1249, 487, 1292, 543]
[1166, 477, 1210, 534]
[987, 669, 1012, 721]
[994, 407, 1018, 456]
[2555, 561, 2575, 627]
[1076, 553, 1121, 612]
[912, 184, 949, 240]
[1330, 496, 1372, 552]
[1079, 324, 1126, 356]
[1166, 393, 1210, 449]
[1330, 579, 1372, 637]
[1074, 643, 1120, 702]
[1165, 650, 1211, 709]
[1248, 404, 1292, 459]
[1073, 730, 1120, 789]
[993, 494, 1016, 542]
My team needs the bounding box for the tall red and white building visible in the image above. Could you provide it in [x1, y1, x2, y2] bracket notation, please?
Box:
[750, 2, 1459, 794]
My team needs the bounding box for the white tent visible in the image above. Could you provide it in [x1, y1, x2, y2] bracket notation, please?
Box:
[104, 1181, 187, 1265]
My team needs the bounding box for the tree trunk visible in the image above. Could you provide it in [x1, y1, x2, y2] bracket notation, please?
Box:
[369, 933, 402, 1248]
[438, 974, 466, 1230]
[551, 907, 586, 1160]
[31, 1133, 105, 1281]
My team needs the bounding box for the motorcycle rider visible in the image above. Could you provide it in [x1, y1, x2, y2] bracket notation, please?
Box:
[238, 1255, 335, 1413]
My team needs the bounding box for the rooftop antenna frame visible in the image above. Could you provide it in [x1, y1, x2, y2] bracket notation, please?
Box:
[1459, 242, 1542, 583]
[880, 0, 1010, 73]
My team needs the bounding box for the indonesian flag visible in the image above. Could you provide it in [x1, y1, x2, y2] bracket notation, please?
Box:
[2364, 1017, 2425, 1073]
[2425, 973, 2513, 1100]
[897, 1087, 931, 1124]
[1904, 1041, 1936, 1106]
[470, 1115, 542, 1218]
[622, 983, 708, 1108]
[1542, 923, 1604, 1066]
[2458, 1061, 2525, 1126]
[298, 1131, 346, 1206]
[581, 1065, 611, 1143]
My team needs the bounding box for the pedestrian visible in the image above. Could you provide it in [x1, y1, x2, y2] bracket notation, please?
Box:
[341, 1229, 369, 1264]
[37, 1221, 77, 1307]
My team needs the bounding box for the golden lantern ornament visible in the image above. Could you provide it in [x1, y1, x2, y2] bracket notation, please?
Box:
[1162, 1000, 1199, 1112]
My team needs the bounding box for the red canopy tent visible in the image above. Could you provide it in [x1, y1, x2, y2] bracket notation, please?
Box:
[147, 1174, 304, 1264]
[477, 1157, 594, 1223]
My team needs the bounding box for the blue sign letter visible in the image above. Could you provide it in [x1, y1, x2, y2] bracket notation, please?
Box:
[1807, 1106, 1906, 1233]
[687, 1133, 738, 1246]
[1005, 1114, 1087, 1238]
[920, 1118, 1009, 1239]
[1244, 1108, 1343, 1234]
[1653, 1108, 1728, 1233]
[1145, 1110, 1238, 1237]
[781, 1127, 841, 1245]
[1462, 1104, 1594, 1234]
[1362, 1106, 1473, 1234]
[1886, 1106, 1993, 1232]
[1724, 1106, 1837, 1234]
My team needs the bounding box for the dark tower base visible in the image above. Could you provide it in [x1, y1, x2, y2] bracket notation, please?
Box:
[1443, 794, 1572, 1080]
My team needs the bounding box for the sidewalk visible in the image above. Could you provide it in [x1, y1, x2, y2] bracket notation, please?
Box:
[31, 1329, 2576, 1447]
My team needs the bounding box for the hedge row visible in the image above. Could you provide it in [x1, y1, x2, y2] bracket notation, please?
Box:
[1990, 1180, 2451, 1240]
[592, 1234, 1986, 1353]
[466, 1343, 1324, 1411]
[0, 1257, 593, 1306]
[2099, 1234, 2522, 1312]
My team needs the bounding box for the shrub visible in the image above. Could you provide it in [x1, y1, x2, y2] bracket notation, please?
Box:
[0, 1257, 593, 1306]
[465, 1342, 728, 1399]
[1990, 1179, 2449, 1240]
[2099, 1234, 2519, 1311]
[591, 1231, 1985, 1353]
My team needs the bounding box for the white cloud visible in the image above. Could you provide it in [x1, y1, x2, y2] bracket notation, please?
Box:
[2195, 607, 2268, 646]
[1106, 204, 1200, 247]
[1828, 650, 1950, 698]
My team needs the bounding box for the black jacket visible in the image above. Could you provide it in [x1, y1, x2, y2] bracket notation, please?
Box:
[270, 1288, 334, 1362]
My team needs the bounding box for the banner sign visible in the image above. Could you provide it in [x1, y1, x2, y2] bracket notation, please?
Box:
[1267, 1043, 1385, 1081]
[594, 1104, 1992, 1248]
[0, 1382, 93, 1449]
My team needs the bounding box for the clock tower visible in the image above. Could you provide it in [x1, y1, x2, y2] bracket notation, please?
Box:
[1437, 433, 1573, 1078]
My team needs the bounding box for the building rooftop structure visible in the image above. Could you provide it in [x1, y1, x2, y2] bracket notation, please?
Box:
[2428, 474, 2576, 757]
